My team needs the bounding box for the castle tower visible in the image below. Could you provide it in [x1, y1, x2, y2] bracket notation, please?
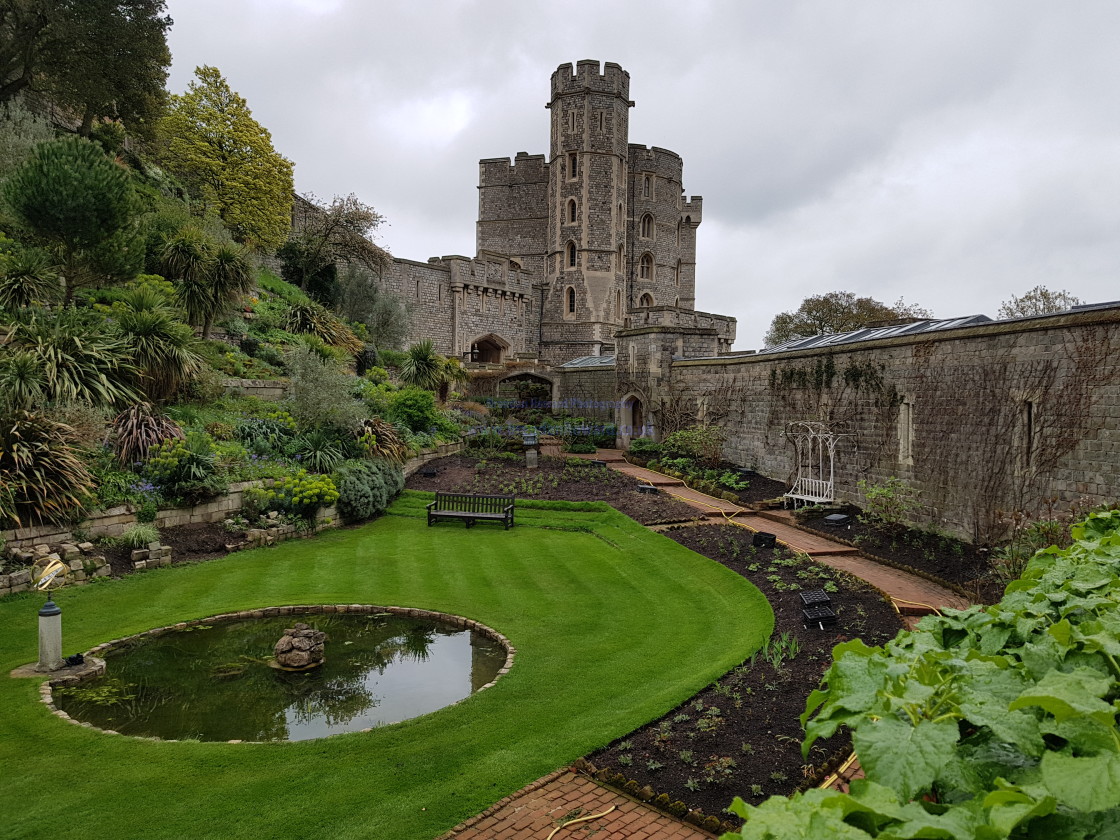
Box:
[540, 60, 633, 363]
[626, 145, 702, 311]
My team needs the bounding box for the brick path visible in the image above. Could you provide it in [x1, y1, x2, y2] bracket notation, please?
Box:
[438, 769, 712, 840]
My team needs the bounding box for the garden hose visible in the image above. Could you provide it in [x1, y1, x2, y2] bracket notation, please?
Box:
[819, 752, 861, 790]
[544, 805, 616, 840]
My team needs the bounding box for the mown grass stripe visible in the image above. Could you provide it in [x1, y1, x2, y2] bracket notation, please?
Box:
[1, 496, 771, 840]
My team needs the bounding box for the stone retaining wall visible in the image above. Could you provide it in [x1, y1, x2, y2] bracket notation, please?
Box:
[2, 442, 463, 552]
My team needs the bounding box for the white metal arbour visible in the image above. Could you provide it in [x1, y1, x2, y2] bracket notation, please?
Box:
[783, 421, 847, 507]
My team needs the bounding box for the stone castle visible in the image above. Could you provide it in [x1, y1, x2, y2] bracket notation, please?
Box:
[373, 60, 1119, 544]
[382, 60, 735, 365]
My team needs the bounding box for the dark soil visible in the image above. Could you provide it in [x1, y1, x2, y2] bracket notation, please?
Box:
[792, 507, 1002, 603]
[624, 457, 789, 506]
[587, 524, 902, 824]
[405, 455, 704, 525]
[101, 522, 247, 576]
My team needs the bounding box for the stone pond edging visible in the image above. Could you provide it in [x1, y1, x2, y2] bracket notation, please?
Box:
[40, 603, 515, 742]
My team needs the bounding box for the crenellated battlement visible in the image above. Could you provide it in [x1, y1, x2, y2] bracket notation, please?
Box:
[627, 144, 684, 181]
[479, 152, 548, 188]
[681, 196, 702, 222]
[550, 60, 631, 102]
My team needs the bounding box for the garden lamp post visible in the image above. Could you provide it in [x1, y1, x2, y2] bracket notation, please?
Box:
[33, 558, 68, 672]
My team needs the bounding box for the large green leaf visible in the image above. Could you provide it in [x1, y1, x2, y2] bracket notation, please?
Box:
[854, 716, 960, 800]
[1041, 752, 1120, 812]
[1009, 668, 1114, 723]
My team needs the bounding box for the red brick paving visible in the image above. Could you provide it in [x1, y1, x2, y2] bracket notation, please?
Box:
[437, 770, 713, 840]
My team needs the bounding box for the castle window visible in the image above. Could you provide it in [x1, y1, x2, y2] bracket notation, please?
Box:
[899, 398, 914, 464]
[617, 243, 624, 271]
[616, 289, 622, 318]
[675, 259, 681, 286]
[674, 297, 679, 308]
[597, 111, 604, 132]
[639, 253, 653, 280]
[643, 175, 650, 198]
[567, 286, 576, 314]
[568, 198, 577, 224]
[567, 241, 577, 268]
[415, 280, 421, 299]
[639, 293, 654, 307]
[640, 214, 654, 239]
[568, 110, 576, 132]
[568, 153, 578, 179]
[676, 220, 681, 246]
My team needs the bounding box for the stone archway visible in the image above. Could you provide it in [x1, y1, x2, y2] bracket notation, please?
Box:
[619, 392, 650, 447]
[498, 373, 556, 413]
[470, 333, 509, 364]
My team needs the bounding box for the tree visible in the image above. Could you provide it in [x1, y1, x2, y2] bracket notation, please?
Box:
[997, 285, 1083, 319]
[281, 193, 390, 293]
[764, 292, 931, 347]
[2, 136, 143, 302]
[0, 1, 172, 138]
[156, 66, 293, 250]
[157, 225, 254, 338]
[337, 263, 410, 350]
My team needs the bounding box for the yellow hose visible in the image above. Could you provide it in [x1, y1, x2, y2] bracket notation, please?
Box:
[545, 805, 616, 839]
[819, 752, 860, 789]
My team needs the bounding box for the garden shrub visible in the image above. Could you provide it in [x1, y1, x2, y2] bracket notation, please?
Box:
[144, 430, 227, 505]
[855, 476, 918, 532]
[389, 386, 439, 433]
[243, 470, 339, 521]
[332, 459, 404, 523]
[627, 437, 663, 458]
[661, 425, 725, 467]
[283, 345, 367, 432]
[0, 408, 95, 527]
[286, 428, 348, 473]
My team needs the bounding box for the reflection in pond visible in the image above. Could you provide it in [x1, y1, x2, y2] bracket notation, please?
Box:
[54, 614, 507, 742]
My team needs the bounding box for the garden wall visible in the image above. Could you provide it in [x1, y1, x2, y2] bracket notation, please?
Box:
[1, 443, 462, 551]
[220, 378, 289, 400]
[616, 307, 1120, 543]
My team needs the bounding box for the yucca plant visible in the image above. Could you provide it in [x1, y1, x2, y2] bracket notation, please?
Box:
[399, 339, 443, 391]
[111, 402, 185, 467]
[356, 416, 408, 464]
[287, 428, 346, 474]
[113, 288, 204, 401]
[2, 307, 140, 407]
[0, 246, 61, 309]
[0, 408, 95, 528]
[285, 301, 363, 354]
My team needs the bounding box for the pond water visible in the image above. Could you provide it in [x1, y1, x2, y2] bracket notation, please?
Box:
[54, 613, 507, 742]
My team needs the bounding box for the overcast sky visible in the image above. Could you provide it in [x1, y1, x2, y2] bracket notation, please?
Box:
[163, 0, 1120, 349]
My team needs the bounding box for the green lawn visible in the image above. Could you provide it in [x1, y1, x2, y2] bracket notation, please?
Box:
[1, 494, 772, 840]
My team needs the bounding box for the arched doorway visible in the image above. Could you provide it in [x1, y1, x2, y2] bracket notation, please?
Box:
[498, 373, 554, 413]
[469, 333, 509, 364]
[619, 392, 649, 447]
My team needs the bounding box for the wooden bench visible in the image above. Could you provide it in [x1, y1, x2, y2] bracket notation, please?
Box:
[426, 492, 515, 530]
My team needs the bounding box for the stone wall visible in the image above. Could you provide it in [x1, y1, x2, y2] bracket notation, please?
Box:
[221, 378, 289, 400]
[616, 307, 1120, 543]
[2, 444, 462, 552]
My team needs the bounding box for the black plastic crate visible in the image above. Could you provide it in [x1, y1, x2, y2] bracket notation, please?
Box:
[752, 532, 777, 549]
[636, 484, 659, 495]
[800, 589, 832, 607]
[802, 605, 838, 628]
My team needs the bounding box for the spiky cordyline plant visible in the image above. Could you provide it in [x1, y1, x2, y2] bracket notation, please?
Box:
[284, 301, 363, 354]
[111, 402, 185, 467]
[113, 288, 204, 402]
[0, 408, 95, 528]
[3, 307, 140, 407]
[356, 416, 408, 464]
[0, 247, 61, 309]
